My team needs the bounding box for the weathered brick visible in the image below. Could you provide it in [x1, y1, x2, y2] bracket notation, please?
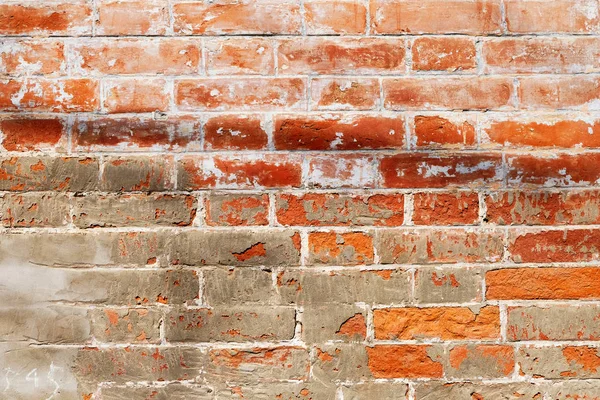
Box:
[101, 156, 174, 192]
[276, 193, 404, 227]
[508, 305, 600, 341]
[412, 37, 476, 72]
[0, 39, 65, 76]
[377, 228, 504, 264]
[103, 78, 169, 113]
[304, 0, 367, 34]
[277, 268, 411, 305]
[412, 191, 479, 225]
[91, 308, 161, 343]
[517, 346, 600, 379]
[0, 156, 99, 192]
[205, 193, 268, 226]
[508, 229, 600, 263]
[96, 0, 169, 35]
[447, 344, 514, 379]
[412, 114, 477, 149]
[166, 306, 295, 343]
[546, 381, 600, 399]
[485, 190, 600, 225]
[102, 384, 214, 400]
[0, 3, 92, 36]
[414, 382, 545, 400]
[172, 230, 301, 266]
[383, 77, 514, 110]
[505, 0, 600, 34]
[370, 0, 501, 34]
[203, 115, 268, 151]
[274, 114, 403, 150]
[205, 38, 274, 75]
[73, 193, 196, 228]
[308, 231, 374, 265]
[507, 153, 600, 187]
[414, 267, 483, 304]
[310, 79, 380, 111]
[366, 345, 445, 378]
[215, 382, 336, 400]
[307, 155, 377, 189]
[519, 76, 600, 110]
[175, 78, 306, 111]
[203, 267, 276, 305]
[0, 116, 67, 152]
[173, 1, 302, 35]
[0, 193, 70, 227]
[380, 153, 503, 188]
[72, 116, 201, 152]
[206, 347, 309, 383]
[303, 304, 366, 343]
[178, 154, 302, 190]
[341, 383, 410, 400]
[313, 344, 372, 382]
[486, 267, 600, 300]
[374, 306, 500, 340]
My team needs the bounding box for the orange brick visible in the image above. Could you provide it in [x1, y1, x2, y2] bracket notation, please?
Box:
[205, 38, 274, 75]
[308, 231, 374, 265]
[367, 345, 444, 378]
[505, 0, 600, 34]
[483, 37, 600, 74]
[0, 40, 65, 76]
[204, 115, 268, 151]
[173, 1, 302, 35]
[374, 306, 500, 340]
[412, 192, 479, 226]
[519, 76, 600, 110]
[412, 37, 476, 72]
[304, 0, 367, 34]
[310, 78, 380, 111]
[274, 114, 403, 150]
[175, 78, 306, 111]
[103, 78, 169, 114]
[278, 37, 405, 75]
[0, 3, 92, 36]
[370, 0, 501, 34]
[486, 267, 600, 300]
[413, 115, 476, 149]
[96, 0, 169, 35]
[0, 78, 99, 112]
[507, 153, 600, 187]
[383, 77, 514, 110]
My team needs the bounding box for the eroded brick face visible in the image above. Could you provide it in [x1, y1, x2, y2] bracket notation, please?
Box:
[1, 1, 599, 398]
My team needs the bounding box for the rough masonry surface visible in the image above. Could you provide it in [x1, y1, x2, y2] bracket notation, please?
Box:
[1, 0, 600, 399]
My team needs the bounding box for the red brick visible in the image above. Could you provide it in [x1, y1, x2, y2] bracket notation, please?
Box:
[175, 78, 306, 111]
[304, 0, 367, 34]
[310, 78, 380, 111]
[278, 37, 405, 75]
[482, 117, 600, 148]
[486, 267, 600, 300]
[173, 1, 302, 35]
[374, 306, 500, 340]
[507, 153, 600, 187]
[0, 117, 66, 152]
[412, 37, 476, 72]
[483, 37, 600, 74]
[380, 153, 503, 188]
[178, 155, 302, 190]
[0, 40, 65, 76]
[0, 3, 92, 35]
[370, 0, 501, 34]
[205, 194, 269, 226]
[413, 115, 476, 149]
[205, 38, 274, 75]
[367, 345, 444, 378]
[486, 190, 600, 225]
[71, 39, 200, 75]
[103, 78, 169, 114]
[0, 79, 99, 112]
[96, 0, 169, 35]
[204, 115, 268, 151]
[72, 117, 201, 152]
[274, 115, 403, 150]
[508, 229, 600, 263]
[276, 193, 404, 227]
[307, 155, 377, 189]
[505, 0, 600, 34]
[383, 77, 514, 110]
[308, 231, 374, 265]
[413, 192, 479, 225]
[519, 76, 600, 110]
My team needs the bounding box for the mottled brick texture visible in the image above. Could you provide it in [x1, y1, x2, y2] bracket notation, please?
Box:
[1, 0, 600, 399]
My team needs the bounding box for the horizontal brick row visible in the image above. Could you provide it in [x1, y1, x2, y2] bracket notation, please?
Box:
[3, 0, 599, 36]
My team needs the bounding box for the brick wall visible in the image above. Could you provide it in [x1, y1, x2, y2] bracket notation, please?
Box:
[1, 0, 600, 398]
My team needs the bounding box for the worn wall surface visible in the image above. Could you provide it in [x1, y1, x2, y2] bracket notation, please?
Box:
[1, 0, 600, 399]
